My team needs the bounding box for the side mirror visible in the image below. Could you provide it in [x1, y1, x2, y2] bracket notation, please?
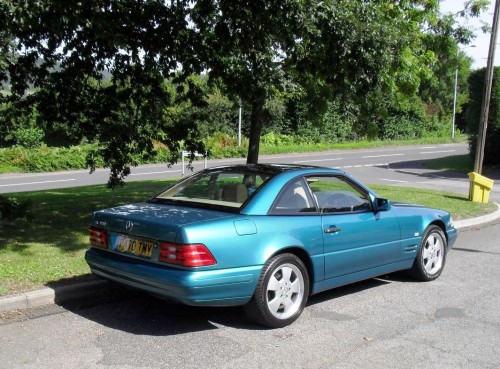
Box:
[374, 198, 391, 212]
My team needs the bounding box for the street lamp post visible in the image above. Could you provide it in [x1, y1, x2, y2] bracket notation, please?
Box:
[238, 98, 242, 147]
[451, 45, 475, 140]
[452, 48, 459, 140]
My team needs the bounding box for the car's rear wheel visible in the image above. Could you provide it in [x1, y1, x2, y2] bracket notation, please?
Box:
[244, 253, 309, 328]
[410, 225, 447, 281]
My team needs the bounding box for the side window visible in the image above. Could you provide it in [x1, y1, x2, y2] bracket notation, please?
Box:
[271, 179, 316, 214]
[306, 176, 371, 214]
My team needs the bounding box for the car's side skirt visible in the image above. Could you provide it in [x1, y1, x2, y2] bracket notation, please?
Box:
[311, 259, 414, 295]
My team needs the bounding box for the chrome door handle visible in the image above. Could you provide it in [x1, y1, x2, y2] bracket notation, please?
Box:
[324, 227, 342, 234]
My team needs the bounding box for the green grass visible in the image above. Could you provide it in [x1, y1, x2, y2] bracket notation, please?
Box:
[370, 185, 496, 221]
[0, 177, 495, 296]
[0, 180, 174, 295]
[259, 136, 466, 155]
[422, 154, 474, 174]
[422, 153, 500, 183]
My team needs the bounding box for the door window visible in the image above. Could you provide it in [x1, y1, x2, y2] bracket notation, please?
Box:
[306, 176, 371, 214]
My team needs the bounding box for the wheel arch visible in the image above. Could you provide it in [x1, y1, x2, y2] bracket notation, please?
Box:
[270, 246, 315, 294]
[428, 220, 449, 248]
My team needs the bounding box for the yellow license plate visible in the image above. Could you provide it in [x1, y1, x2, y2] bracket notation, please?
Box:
[115, 235, 154, 258]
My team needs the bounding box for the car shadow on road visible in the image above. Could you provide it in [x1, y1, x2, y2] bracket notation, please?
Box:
[307, 272, 415, 307]
[55, 274, 411, 334]
[57, 283, 260, 334]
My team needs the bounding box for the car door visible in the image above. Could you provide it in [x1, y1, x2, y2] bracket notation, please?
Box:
[306, 175, 401, 279]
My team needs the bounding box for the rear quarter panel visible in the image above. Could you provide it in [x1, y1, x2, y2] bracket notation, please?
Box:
[178, 214, 324, 279]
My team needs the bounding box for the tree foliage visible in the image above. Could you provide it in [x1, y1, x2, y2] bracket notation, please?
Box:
[0, 0, 490, 185]
[465, 67, 500, 166]
[3, 0, 212, 186]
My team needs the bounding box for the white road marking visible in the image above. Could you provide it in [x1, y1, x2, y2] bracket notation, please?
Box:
[420, 150, 456, 154]
[130, 170, 182, 176]
[293, 158, 343, 163]
[379, 178, 408, 183]
[337, 163, 388, 169]
[362, 154, 405, 158]
[0, 179, 76, 187]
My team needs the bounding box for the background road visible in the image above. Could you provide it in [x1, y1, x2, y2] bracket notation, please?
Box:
[1, 219, 499, 369]
[3, 142, 495, 198]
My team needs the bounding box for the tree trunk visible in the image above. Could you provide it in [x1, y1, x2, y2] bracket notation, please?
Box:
[246, 98, 265, 164]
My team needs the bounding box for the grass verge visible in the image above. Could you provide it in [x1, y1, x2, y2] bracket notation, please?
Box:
[0, 180, 174, 296]
[0, 178, 495, 296]
[422, 154, 474, 174]
[259, 136, 466, 156]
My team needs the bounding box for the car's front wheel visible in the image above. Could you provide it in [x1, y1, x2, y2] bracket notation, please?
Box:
[410, 225, 447, 281]
[244, 253, 309, 328]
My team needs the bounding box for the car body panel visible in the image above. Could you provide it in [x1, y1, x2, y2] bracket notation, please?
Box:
[93, 202, 233, 242]
[321, 209, 401, 279]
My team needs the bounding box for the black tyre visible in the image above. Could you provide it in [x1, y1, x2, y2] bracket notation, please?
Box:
[244, 253, 309, 328]
[410, 225, 447, 281]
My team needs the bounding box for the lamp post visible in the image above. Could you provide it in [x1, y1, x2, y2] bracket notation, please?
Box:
[451, 45, 475, 139]
[451, 48, 460, 139]
[238, 98, 242, 147]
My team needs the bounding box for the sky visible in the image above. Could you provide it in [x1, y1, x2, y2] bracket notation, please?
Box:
[440, 0, 499, 69]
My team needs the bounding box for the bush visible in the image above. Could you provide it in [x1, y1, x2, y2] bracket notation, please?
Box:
[261, 132, 295, 146]
[13, 127, 45, 149]
[320, 100, 356, 142]
[296, 100, 357, 144]
[380, 114, 424, 140]
[0, 145, 104, 172]
[205, 133, 248, 158]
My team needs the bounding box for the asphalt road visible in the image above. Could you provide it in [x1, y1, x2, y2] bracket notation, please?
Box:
[4, 142, 494, 201]
[1, 219, 499, 369]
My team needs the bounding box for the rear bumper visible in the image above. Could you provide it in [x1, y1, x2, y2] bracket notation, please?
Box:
[85, 248, 262, 306]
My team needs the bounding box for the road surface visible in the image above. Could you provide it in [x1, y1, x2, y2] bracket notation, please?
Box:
[3, 142, 491, 200]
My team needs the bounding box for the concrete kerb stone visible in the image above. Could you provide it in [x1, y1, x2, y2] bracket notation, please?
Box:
[1, 203, 500, 314]
[0, 279, 110, 314]
[454, 202, 500, 229]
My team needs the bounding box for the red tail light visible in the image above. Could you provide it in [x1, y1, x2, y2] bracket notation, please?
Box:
[159, 242, 216, 267]
[89, 226, 108, 248]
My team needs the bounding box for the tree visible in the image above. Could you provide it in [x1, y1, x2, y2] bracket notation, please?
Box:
[4, 0, 205, 186]
[191, 0, 416, 163]
[0, 0, 15, 95]
[465, 67, 500, 166]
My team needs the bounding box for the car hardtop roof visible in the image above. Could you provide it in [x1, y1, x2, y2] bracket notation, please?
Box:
[201, 163, 345, 175]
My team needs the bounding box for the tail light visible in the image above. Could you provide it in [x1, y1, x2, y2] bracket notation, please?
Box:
[89, 226, 108, 248]
[159, 242, 216, 267]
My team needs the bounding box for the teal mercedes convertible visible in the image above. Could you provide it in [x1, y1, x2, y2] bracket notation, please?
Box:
[85, 164, 457, 328]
